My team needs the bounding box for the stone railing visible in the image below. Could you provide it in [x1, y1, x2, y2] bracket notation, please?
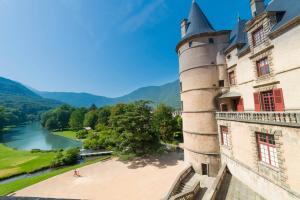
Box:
[216, 112, 300, 127]
[202, 164, 228, 200]
[163, 165, 193, 200]
[169, 181, 201, 200]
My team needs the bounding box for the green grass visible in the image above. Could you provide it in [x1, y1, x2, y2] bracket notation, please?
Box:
[0, 144, 56, 180]
[53, 130, 78, 140]
[0, 156, 110, 196]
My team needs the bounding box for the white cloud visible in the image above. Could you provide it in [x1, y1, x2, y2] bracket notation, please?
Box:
[121, 0, 166, 32]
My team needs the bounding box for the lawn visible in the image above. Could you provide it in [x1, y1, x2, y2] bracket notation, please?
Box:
[0, 156, 110, 196]
[0, 144, 56, 180]
[53, 130, 77, 140]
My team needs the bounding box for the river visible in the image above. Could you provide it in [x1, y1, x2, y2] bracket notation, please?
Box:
[0, 122, 82, 150]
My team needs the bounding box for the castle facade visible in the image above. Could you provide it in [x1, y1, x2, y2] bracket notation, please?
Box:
[177, 0, 300, 199]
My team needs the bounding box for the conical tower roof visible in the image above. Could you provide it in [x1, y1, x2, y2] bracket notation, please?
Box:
[184, 0, 215, 39]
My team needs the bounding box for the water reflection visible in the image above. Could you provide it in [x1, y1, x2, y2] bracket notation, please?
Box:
[0, 122, 82, 150]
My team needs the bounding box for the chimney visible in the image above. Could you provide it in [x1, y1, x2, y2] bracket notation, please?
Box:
[250, 0, 265, 17]
[181, 19, 188, 38]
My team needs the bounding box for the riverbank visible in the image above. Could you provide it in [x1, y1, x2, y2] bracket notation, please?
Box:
[0, 156, 111, 196]
[0, 144, 56, 180]
[53, 130, 78, 141]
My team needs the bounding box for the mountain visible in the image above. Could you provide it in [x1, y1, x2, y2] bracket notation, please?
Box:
[0, 77, 61, 120]
[37, 80, 181, 109]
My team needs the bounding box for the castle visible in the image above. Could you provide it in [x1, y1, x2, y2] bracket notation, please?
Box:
[173, 0, 300, 199]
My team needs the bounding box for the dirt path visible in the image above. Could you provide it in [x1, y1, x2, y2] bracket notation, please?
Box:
[13, 152, 185, 200]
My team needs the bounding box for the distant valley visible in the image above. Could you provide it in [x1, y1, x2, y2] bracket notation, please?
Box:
[0, 77, 180, 110]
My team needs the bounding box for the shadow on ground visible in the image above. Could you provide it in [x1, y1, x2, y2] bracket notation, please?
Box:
[117, 150, 184, 169]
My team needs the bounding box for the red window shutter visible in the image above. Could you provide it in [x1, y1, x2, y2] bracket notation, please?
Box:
[254, 92, 261, 111]
[237, 98, 244, 112]
[273, 88, 285, 111]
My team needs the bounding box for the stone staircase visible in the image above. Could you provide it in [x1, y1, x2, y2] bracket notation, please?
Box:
[174, 172, 200, 195]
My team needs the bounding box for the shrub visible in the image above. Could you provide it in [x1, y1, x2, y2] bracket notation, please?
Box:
[76, 130, 88, 139]
[51, 148, 79, 167]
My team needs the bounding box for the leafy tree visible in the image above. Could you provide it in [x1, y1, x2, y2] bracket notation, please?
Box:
[76, 129, 88, 139]
[109, 101, 160, 155]
[152, 103, 176, 142]
[63, 148, 80, 165]
[69, 108, 86, 131]
[0, 107, 6, 130]
[89, 104, 97, 111]
[97, 106, 111, 126]
[41, 104, 73, 130]
[83, 110, 98, 129]
[45, 116, 59, 130]
[51, 148, 79, 167]
[56, 105, 73, 130]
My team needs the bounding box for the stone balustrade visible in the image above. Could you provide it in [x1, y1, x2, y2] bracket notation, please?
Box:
[216, 112, 300, 127]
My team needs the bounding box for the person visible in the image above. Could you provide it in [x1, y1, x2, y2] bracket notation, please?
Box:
[74, 169, 80, 177]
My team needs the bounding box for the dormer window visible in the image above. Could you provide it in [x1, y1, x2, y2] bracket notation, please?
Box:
[252, 27, 264, 46]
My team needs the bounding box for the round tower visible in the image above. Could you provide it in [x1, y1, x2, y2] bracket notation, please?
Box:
[177, 1, 229, 176]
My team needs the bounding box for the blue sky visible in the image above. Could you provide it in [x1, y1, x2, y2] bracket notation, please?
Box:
[0, 0, 270, 97]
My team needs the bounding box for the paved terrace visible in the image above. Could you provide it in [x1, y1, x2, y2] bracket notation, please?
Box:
[12, 152, 185, 200]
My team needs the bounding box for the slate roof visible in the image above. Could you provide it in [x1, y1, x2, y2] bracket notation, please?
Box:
[225, 19, 248, 53]
[266, 0, 300, 32]
[183, 1, 215, 40]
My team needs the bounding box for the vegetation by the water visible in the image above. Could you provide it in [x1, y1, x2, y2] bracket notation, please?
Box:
[0, 77, 61, 129]
[42, 101, 182, 157]
[53, 130, 77, 140]
[0, 156, 110, 196]
[0, 144, 56, 180]
[51, 148, 80, 167]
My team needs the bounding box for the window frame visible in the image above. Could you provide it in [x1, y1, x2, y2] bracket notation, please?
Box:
[261, 90, 275, 112]
[256, 57, 270, 77]
[220, 126, 229, 146]
[252, 27, 265, 47]
[228, 71, 236, 86]
[256, 132, 279, 168]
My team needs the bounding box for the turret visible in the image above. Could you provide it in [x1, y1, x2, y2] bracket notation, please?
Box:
[176, 0, 230, 176]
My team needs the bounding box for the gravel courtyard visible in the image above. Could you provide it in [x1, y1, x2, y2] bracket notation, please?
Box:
[13, 152, 185, 200]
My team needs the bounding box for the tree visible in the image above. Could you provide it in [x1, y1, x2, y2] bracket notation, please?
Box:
[0, 107, 6, 130]
[45, 116, 59, 130]
[83, 110, 98, 129]
[56, 105, 73, 130]
[152, 103, 176, 142]
[89, 104, 97, 111]
[69, 108, 86, 130]
[97, 106, 111, 126]
[109, 101, 159, 155]
[76, 129, 88, 139]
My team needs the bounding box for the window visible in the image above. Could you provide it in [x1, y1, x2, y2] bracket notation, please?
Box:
[257, 57, 270, 77]
[252, 27, 264, 46]
[180, 82, 183, 92]
[228, 71, 236, 85]
[257, 133, 278, 168]
[181, 101, 184, 111]
[227, 54, 231, 60]
[201, 163, 209, 175]
[220, 126, 229, 146]
[219, 80, 224, 87]
[189, 41, 193, 48]
[209, 38, 214, 44]
[261, 91, 275, 111]
[253, 89, 285, 112]
[220, 104, 228, 112]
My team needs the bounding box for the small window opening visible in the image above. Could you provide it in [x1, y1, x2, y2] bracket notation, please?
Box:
[209, 38, 214, 44]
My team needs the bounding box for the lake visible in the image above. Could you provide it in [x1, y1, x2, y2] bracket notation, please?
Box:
[0, 122, 82, 150]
